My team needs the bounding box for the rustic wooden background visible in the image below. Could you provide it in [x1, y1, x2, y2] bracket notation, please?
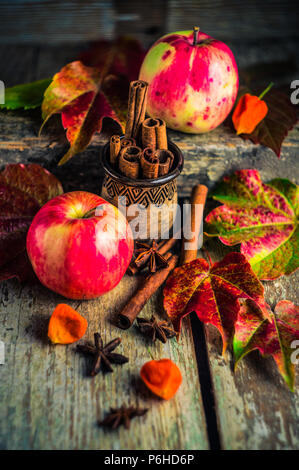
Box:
[0, 0, 298, 451]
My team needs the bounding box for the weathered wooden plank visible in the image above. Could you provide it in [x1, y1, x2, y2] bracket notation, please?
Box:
[197, 239, 299, 450]
[0, 0, 298, 44]
[182, 107, 299, 449]
[172, 125, 299, 197]
[0, 275, 209, 450]
[0, 1, 115, 44]
[167, 0, 299, 41]
[0, 46, 37, 87]
[0, 0, 168, 48]
[1, 106, 298, 198]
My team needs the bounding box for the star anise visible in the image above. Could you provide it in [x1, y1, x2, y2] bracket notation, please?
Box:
[77, 332, 128, 376]
[137, 315, 176, 343]
[99, 405, 148, 430]
[133, 240, 169, 273]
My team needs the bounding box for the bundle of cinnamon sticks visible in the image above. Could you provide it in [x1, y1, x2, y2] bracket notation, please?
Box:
[109, 80, 174, 180]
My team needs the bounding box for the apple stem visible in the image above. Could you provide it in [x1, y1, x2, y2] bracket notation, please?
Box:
[82, 206, 98, 219]
[193, 26, 199, 45]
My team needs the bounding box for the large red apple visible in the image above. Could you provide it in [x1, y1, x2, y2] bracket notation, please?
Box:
[139, 29, 239, 133]
[27, 191, 134, 299]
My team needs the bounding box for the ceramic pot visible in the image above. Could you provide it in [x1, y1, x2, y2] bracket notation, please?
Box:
[101, 138, 184, 240]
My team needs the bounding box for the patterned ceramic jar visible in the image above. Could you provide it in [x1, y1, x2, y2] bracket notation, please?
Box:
[101, 138, 184, 240]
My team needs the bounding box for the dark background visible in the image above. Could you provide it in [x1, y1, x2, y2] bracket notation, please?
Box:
[0, 0, 298, 88]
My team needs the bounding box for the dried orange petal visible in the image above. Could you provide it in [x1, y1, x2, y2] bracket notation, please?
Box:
[140, 358, 182, 400]
[48, 303, 88, 344]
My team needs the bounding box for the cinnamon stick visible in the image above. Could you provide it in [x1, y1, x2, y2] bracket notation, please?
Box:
[141, 118, 159, 149]
[158, 232, 181, 255]
[180, 184, 208, 265]
[119, 146, 142, 179]
[121, 137, 136, 150]
[141, 147, 159, 179]
[155, 149, 175, 176]
[117, 253, 178, 329]
[141, 118, 168, 151]
[125, 80, 148, 139]
[156, 119, 168, 150]
[110, 135, 121, 166]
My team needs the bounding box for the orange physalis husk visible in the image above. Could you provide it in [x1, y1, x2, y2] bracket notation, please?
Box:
[48, 303, 88, 344]
[232, 93, 268, 135]
[140, 358, 182, 400]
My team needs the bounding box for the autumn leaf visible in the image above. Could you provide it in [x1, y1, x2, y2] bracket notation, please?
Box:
[0, 36, 144, 118]
[232, 87, 297, 157]
[205, 169, 299, 280]
[0, 163, 63, 283]
[163, 252, 267, 353]
[41, 61, 123, 166]
[0, 78, 52, 110]
[41, 37, 145, 166]
[234, 299, 299, 391]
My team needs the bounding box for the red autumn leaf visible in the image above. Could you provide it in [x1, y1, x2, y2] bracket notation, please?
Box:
[41, 38, 145, 166]
[233, 87, 297, 157]
[234, 299, 299, 391]
[163, 252, 267, 353]
[205, 169, 299, 280]
[0, 163, 63, 283]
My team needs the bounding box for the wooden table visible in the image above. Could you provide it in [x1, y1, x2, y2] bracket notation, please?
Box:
[0, 44, 298, 451]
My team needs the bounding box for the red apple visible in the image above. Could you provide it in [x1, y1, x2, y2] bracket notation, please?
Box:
[26, 191, 134, 299]
[139, 28, 239, 133]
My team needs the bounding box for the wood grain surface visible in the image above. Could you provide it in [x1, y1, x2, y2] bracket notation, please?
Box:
[202, 241, 299, 450]
[0, 276, 209, 450]
[0, 42, 298, 450]
[0, 1, 298, 45]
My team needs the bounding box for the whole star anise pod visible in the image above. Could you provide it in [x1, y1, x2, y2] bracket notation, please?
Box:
[77, 332, 128, 376]
[99, 405, 148, 430]
[133, 240, 169, 273]
[137, 315, 176, 343]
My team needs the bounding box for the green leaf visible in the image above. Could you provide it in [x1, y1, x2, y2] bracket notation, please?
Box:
[234, 299, 299, 391]
[0, 78, 51, 110]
